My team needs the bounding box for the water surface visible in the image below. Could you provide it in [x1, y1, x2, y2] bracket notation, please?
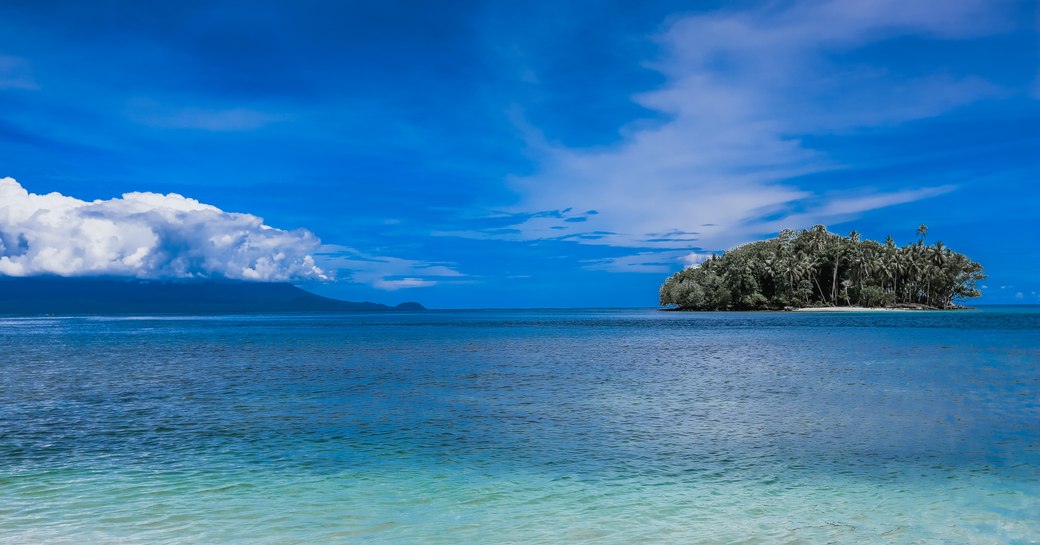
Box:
[1, 308, 1037, 544]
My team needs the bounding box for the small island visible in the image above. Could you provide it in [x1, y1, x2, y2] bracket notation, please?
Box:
[660, 225, 985, 311]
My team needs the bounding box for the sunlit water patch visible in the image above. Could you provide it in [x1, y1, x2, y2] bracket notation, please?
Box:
[1, 308, 1037, 544]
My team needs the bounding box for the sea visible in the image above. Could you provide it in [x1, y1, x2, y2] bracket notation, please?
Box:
[1, 307, 1037, 544]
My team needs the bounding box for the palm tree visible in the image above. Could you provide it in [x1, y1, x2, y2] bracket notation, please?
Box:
[841, 279, 853, 306]
[907, 243, 928, 304]
[897, 248, 915, 303]
[803, 226, 831, 303]
[867, 248, 888, 290]
[850, 244, 876, 298]
[929, 241, 950, 306]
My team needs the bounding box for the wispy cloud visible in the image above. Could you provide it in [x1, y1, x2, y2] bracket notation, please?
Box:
[583, 251, 680, 273]
[0, 55, 38, 90]
[316, 245, 465, 290]
[127, 100, 283, 131]
[491, 0, 1004, 253]
[583, 249, 716, 273]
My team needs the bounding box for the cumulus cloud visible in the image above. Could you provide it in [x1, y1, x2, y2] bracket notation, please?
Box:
[0, 177, 326, 281]
[492, 0, 1003, 252]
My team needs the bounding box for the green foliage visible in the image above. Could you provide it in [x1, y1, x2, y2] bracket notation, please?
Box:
[858, 285, 895, 308]
[659, 225, 986, 310]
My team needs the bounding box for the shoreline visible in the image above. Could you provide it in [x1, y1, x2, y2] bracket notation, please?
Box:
[663, 304, 973, 312]
[792, 306, 911, 312]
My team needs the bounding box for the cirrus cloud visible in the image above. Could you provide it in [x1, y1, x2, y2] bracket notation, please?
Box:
[126, 99, 283, 132]
[0, 177, 326, 281]
[0, 54, 37, 90]
[316, 244, 465, 290]
[495, 0, 1003, 252]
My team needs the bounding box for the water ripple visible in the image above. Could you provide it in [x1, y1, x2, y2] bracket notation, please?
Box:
[1, 308, 1037, 544]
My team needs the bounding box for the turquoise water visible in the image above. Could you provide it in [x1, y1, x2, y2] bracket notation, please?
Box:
[1, 308, 1037, 544]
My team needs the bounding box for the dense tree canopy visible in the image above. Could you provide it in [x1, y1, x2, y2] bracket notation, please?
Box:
[660, 225, 985, 310]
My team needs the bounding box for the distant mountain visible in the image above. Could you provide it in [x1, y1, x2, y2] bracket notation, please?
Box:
[0, 277, 425, 315]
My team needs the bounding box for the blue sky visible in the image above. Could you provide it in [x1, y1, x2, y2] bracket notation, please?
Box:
[0, 0, 1036, 307]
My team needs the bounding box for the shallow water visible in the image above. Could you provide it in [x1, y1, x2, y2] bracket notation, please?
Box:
[1, 308, 1038, 544]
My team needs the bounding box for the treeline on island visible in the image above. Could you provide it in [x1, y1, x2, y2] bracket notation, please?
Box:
[659, 225, 985, 310]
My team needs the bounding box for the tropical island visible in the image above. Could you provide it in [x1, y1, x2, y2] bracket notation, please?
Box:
[659, 225, 985, 311]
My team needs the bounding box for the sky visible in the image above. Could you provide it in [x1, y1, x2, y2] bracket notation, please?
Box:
[0, 0, 1036, 308]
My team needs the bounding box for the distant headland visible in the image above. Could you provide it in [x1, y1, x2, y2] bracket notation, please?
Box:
[0, 277, 425, 315]
[660, 225, 985, 311]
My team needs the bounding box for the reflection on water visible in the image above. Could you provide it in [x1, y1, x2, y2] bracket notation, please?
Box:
[1, 308, 1037, 544]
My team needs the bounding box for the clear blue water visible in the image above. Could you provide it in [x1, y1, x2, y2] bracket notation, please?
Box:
[1, 308, 1038, 544]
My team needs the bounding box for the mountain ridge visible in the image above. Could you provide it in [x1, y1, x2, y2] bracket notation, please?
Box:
[0, 277, 425, 315]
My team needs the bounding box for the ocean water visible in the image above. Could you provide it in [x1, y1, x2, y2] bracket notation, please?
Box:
[1, 308, 1037, 544]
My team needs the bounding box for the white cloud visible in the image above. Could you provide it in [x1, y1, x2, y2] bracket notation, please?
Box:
[496, 0, 1003, 252]
[680, 251, 713, 268]
[316, 245, 464, 290]
[0, 177, 326, 281]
